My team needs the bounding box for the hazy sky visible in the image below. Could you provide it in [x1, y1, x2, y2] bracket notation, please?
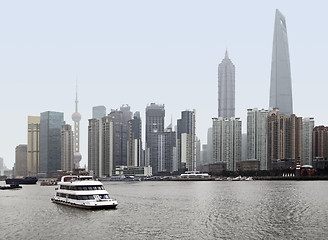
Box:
[1, 1, 328, 169]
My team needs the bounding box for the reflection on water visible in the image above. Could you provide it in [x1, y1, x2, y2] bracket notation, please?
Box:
[1, 181, 328, 239]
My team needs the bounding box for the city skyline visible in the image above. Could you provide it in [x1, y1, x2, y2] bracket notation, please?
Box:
[1, 1, 328, 168]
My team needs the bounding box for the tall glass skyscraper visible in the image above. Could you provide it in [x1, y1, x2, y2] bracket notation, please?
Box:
[218, 50, 235, 118]
[39, 111, 64, 177]
[177, 110, 196, 171]
[269, 9, 293, 115]
[145, 103, 165, 168]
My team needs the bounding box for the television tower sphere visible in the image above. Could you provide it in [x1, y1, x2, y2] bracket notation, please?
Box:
[74, 152, 82, 164]
[72, 112, 81, 122]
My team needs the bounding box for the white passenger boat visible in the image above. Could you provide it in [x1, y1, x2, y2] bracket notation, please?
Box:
[51, 175, 118, 209]
[180, 171, 211, 179]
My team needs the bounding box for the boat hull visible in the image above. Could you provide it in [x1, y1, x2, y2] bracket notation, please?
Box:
[51, 198, 118, 210]
[5, 177, 37, 185]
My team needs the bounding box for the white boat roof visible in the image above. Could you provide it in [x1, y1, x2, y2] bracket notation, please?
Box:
[59, 175, 103, 185]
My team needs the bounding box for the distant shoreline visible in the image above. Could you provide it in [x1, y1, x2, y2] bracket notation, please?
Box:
[253, 176, 328, 181]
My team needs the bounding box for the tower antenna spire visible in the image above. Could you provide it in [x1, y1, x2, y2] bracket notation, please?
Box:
[75, 77, 78, 112]
[72, 76, 82, 168]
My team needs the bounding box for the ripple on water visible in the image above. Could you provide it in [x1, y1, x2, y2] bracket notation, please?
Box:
[1, 181, 328, 240]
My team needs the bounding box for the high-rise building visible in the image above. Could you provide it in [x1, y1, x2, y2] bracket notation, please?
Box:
[302, 118, 315, 165]
[127, 112, 142, 167]
[108, 105, 132, 168]
[195, 137, 201, 170]
[88, 116, 114, 177]
[312, 126, 328, 161]
[269, 9, 293, 115]
[108, 109, 123, 168]
[27, 116, 40, 176]
[207, 128, 213, 164]
[15, 144, 27, 176]
[241, 133, 247, 162]
[120, 104, 133, 166]
[149, 125, 176, 173]
[267, 109, 302, 170]
[61, 124, 74, 171]
[0, 157, 3, 176]
[145, 103, 165, 166]
[39, 111, 64, 178]
[92, 105, 106, 119]
[146, 103, 165, 144]
[88, 118, 101, 177]
[247, 108, 269, 170]
[72, 85, 82, 169]
[101, 116, 115, 176]
[212, 117, 242, 171]
[218, 50, 235, 118]
[201, 144, 208, 166]
[177, 110, 196, 171]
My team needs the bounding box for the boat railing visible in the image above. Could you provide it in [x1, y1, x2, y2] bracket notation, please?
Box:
[61, 175, 93, 182]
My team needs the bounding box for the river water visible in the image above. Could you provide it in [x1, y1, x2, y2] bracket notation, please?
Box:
[1, 180, 328, 240]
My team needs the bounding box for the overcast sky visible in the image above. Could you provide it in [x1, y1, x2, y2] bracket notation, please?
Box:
[1, 0, 328, 169]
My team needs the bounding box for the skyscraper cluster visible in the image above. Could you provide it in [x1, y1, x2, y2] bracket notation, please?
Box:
[202, 9, 324, 173]
[12, 87, 82, 178]
[88, 103, 198, 177]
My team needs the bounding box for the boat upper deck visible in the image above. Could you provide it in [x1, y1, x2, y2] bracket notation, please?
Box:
[59, 176, 102, 186]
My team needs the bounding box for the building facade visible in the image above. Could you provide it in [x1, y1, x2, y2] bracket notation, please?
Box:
[127, 112, 142, 167]
[177, 110, 196, 171]
[218, 50, 235, 118]
[88, 116, 114, 177]
[39, 111, 64, 178]
[0, 157, 3, 176]
[206, 128, 213, 164]
[312, 126, 328, 161]
[267, 109, 302, 170]
[108, 109, 123, 169]
[212, 117, 242, 171]
[302, 118, 314, 165]
[120, 104, 133, 167]
[247, 108, 269, 170]
[15, 144, 27, 176]
[149, 125, 176, 174]
[145, 103, 165, 167]
[27, 116, 40, 176]
[201, 144, 208, 166]
[269, 9, 293, 115]
[88, 118, 101, 177]
[61, 124, 74, 171]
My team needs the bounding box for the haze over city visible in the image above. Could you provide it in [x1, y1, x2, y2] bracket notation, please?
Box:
[1, 0, 328, 169]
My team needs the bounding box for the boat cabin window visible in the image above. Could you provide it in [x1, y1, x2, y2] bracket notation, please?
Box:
[61, 185, 105, 191]
[58, 193, 66, 198]
[99, 194, 109, 199]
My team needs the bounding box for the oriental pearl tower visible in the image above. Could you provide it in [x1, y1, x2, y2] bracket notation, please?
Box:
[72, 83, 82, 169]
